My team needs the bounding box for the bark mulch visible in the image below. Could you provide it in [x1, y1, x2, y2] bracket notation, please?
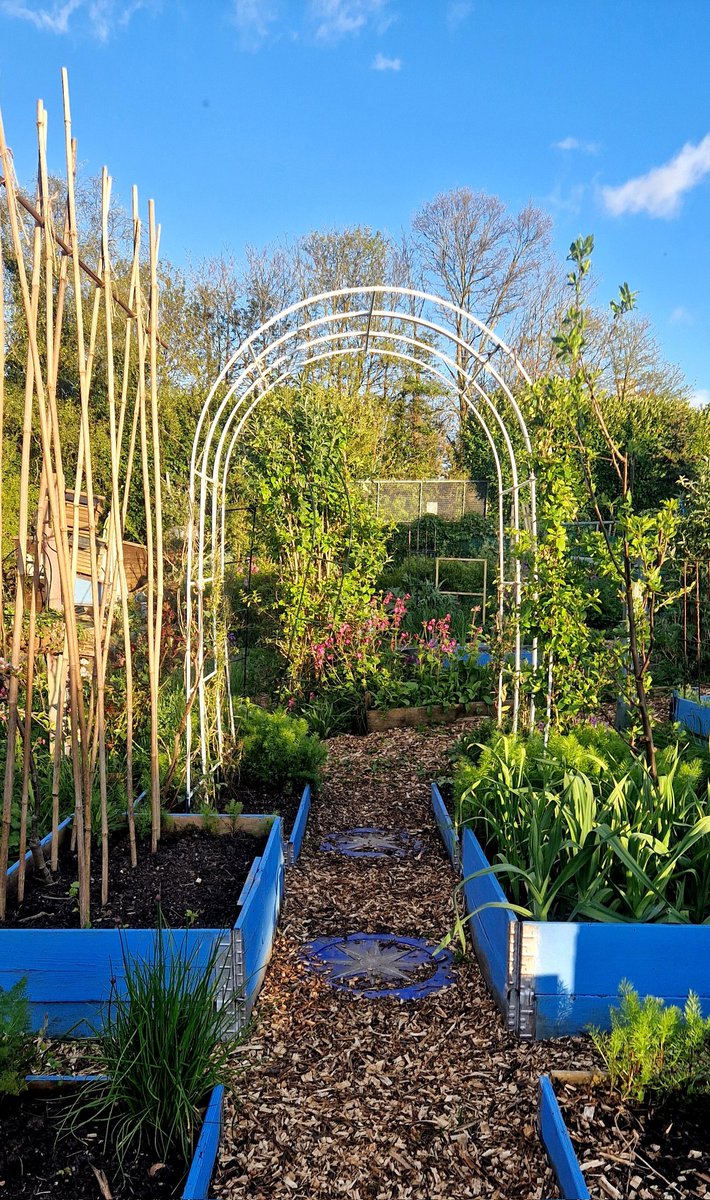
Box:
[215, 725, 594, 1200]
[558, 1082, 710, 1200]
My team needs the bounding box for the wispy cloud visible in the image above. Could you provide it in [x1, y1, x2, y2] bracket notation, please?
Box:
[0, 0, 147, 39]
[446, 0, 472, 27]
[372, 50, 400, 70]
[554, 136, 599, 154]
[233, 0, 279, 50]
[603, 133, 710, 218]
[690, 388, 710, 409]
[669, 305, 694, 326]
[309, 0, 393, 42]
[544, 182, 587, 216]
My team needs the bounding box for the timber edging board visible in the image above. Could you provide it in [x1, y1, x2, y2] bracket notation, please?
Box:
[287, 783, 311, 865]
[538, 1076, 590, 1200]
[673, 690, 710, 737]
[2, 815, 284, 1036]
[432, 785, 710, 1039]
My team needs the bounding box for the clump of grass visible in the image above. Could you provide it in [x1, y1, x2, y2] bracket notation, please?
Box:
[0, 979, 37, 1096]
[70, 922, 232, 1166]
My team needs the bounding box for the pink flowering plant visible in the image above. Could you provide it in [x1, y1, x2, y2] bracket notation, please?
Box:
[307, 592, 489, 712]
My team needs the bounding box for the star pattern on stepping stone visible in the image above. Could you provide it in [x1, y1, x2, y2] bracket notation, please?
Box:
[301, 933, 455, 1000]
[327, 939, 415, 984]
[320, 827, 423, 858]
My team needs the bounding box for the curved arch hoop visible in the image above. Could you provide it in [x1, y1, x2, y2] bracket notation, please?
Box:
[186, 286, 537, 800]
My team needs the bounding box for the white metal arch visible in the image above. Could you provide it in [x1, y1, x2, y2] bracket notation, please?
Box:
[186, 286, 537, 799]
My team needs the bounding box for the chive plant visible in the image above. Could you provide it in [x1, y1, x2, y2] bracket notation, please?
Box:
[70, 922, 232, 1168]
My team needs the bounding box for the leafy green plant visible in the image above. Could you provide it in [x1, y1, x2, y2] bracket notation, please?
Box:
[590, 983, 710, 1101]
[0, 979, 37, 1096]
[69, 924, 232, 1167]
[231, 701, 326, 794]
[454, 725, 710, 923]
[197, 802, 220, 836]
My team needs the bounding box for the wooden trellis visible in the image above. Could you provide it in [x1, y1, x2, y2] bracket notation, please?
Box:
[0, 70, 164, 925]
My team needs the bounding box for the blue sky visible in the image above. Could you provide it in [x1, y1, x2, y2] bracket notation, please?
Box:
[1, 0, 709, 403]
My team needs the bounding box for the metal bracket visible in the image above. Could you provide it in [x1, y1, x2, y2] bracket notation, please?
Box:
[214, 929, 247, 1037]
[506, 922, 536, 1040]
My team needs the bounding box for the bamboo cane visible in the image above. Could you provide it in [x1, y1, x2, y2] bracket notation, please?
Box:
[0, 210, 42, 921]
[133, 190, 159, 853]
[696, 560, 702, 688]
[149, 202, 164, 830]
[0, 95, 91, 930]
[61, 72, 108, 910]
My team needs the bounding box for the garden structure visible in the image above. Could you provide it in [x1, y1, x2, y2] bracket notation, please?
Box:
[2, 72, 710, 1200]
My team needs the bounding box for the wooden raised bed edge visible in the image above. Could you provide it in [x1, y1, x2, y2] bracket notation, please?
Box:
[538, 1076, 590, 1200]
[286, 784, 311, 865]
[430, 785, 710, 1040]
[1, 815, 284, 1036]
[673, 689, 710, 738]
[366, 700, 490, 733]
[19, 1075, 223, 1200]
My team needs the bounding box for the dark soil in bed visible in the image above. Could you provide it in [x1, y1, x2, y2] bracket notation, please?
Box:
[0, 1091, 187, 1198]
[558, 1082, 710, 1198]
[223, 782, 303, 833]
[1, 827, 268, 930]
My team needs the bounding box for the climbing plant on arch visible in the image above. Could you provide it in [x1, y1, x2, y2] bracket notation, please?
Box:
[185, 286, 539, 799]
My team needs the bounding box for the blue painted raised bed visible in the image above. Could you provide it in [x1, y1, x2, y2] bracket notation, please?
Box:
[433, 786, 710, 1038]
[1, 814, 284, 1036]
[23, 1075, 223, 1199]
[431, 781, 459, 869]
[5, 814, 73, 900]
[673, 689, 710, 738]
[538, 1076, 590, 1200]
[287, 783, 311, 865]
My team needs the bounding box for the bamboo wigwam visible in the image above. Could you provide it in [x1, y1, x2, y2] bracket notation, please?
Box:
[0, 69, 164, 925]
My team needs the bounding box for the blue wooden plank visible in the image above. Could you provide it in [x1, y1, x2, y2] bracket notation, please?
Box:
[673, 691, 710, 737]
[182, 1085, 224, 1199]
[538, 1076, 590, 1199]
[237, 857, 262, 906]
[0, 928, 221, 1034]
[235, 818, 284, 1012]
[531, 920, 710, 1037]
[288, 784, 311, 863]
[461, 828, 514, 1012]
[431, 783, 459, 868]
[6, 815, 73, 885]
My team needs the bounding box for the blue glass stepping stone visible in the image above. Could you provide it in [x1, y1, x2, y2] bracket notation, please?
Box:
[320, 827, 423, 858]
[301, 933, 455, 1000]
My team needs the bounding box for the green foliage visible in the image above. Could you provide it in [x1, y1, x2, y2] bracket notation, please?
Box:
[590, 983, 710, 1101]
[232, 702, 327, 794]
[454, 725, 710, 922]
[197, 802, 220, 836]
[69, 926, 232, 1167]
[236, 385, 391, 688]
[0, 979, 36, 1097]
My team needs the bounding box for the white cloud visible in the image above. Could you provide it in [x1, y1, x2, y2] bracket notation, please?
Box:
[554, 136, 599, 154]
[446, 0, 472, 27]
[603, 132, 710, 218]
[690, 388, 710, 409]
[233, 0, 279, 50]
[372, 50, 400, 70]
[0, 0, 146, 38]
[669, 305, 694, 326]
[309, 0, 392, 42]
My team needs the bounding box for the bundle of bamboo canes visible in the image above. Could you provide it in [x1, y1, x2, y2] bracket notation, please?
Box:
[0, 70, 164, 926]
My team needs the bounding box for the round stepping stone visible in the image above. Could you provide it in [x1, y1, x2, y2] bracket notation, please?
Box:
[301, 933, 455, 1000]
[320, 827, 423, 858]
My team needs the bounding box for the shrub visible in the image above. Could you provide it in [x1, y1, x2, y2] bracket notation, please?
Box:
[0, 979, 36, 1096]
[591, 983, 710, 1101]
[234, 702, 326, 794]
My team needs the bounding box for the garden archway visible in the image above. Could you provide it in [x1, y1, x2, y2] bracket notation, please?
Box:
[186, 286, 537, 799]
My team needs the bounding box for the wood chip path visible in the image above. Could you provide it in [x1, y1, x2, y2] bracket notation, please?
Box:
[215, 726, 593, 1200]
